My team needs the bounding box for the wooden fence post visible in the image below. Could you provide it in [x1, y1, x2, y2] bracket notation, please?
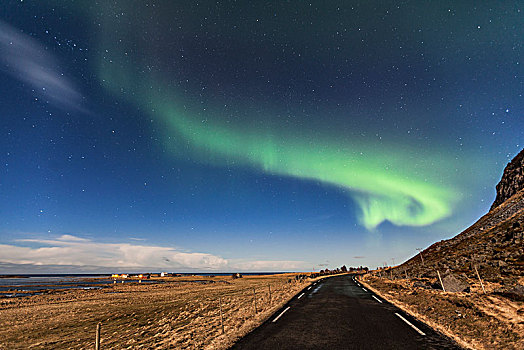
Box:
[474, 265, 486, 294]
[95, 322, 101, 350]
[219, 296, 225, 334]
[437, 270, 446, 292]
[416, 248, 425, 266]
[253, 288, 257, 314]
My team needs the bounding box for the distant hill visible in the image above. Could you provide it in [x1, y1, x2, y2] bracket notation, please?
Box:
[399, 149, 524, 285]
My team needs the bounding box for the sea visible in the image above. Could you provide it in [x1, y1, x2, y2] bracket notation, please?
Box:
[0, 272, 288, 297]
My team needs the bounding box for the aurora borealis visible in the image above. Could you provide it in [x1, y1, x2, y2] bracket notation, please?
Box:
[101, 63, 458, 230]
[0, 1, 523, 272]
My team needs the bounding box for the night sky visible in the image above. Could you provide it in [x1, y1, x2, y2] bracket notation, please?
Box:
[1, 1, 522, 272]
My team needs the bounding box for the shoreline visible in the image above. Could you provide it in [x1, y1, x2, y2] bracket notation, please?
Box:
[0, 273, 314, 349]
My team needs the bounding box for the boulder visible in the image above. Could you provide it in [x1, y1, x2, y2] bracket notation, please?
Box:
[442, 274, 470, 292]
[496, 285, 524, 301]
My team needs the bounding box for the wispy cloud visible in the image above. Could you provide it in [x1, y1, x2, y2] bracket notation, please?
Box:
[0, 21, 84, 111]
[0, 234, 307, 272]
[57, 234, 90, 242]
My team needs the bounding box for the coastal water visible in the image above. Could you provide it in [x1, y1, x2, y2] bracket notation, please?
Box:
[0, 272, 287, 297]
[0, 275, 112, 296]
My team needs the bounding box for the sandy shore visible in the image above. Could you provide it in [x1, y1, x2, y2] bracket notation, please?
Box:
[0, 273, 310, 349]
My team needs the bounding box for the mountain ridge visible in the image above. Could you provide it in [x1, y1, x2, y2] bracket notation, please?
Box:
[491, 149, 524, 210]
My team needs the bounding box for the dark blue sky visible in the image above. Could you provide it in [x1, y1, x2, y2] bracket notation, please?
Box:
[0, 1, 522, 272]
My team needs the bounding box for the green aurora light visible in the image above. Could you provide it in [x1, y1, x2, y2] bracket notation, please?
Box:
[98, 59, 459, 230]
[87, 2, 464, 231]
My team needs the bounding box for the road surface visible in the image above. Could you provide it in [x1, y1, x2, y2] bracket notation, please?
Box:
[231, 274, 460, 349]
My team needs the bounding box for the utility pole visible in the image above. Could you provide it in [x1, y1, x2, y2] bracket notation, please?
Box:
[416, 248, 425, 266]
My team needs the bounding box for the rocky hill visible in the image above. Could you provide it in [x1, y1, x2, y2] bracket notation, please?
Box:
[398, 149, 524, 289]
[491, 148, 524, 210]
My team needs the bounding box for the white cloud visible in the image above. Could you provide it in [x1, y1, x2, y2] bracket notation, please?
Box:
[0, 234, 307, 272]
[3, 235, 228, 270]
[57, 234, 90, 242]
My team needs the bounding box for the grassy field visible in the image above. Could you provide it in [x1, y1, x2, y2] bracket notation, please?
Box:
[0, 273, 311, 349]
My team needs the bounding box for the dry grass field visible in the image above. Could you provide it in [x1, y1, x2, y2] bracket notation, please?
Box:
[0, 274, 311, 349]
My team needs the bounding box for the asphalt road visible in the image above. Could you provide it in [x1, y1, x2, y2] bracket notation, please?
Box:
[231, 274, 461, 350]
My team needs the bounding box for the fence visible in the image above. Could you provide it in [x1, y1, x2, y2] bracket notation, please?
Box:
[367, 262, 489, 295]
[78, 279, 306, 350]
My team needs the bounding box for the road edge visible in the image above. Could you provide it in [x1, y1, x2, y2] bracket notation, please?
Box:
[226, 274, 349, 349]
[358, 277, 474, 350]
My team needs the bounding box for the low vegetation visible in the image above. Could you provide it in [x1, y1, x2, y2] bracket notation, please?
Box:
[0, 273, 312, 349]
[362, 274, 524, 349]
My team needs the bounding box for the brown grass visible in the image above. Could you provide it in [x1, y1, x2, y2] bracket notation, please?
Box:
[361, 275, 524, 350]
[0, 274, 311, 349]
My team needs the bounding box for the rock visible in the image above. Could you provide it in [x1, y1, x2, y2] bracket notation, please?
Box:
[413, 281, 431, 289]
[491, 149, 524, 210]
[442, 274, 470, 292]
[496, 285, 524, 301]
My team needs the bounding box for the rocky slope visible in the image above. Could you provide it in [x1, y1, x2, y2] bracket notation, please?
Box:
[398, 149, 524, 289]
[491, 148, 524, 210]
[364, 150, 524, 349]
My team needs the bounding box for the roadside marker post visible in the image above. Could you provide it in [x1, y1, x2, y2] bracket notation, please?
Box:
[416, 248, 425, 266]
[95, 322, 101, 350]
[253, 288, 257, 315]
[474, 265, 486, 294]
[219, 296, 225, 334]
[437, 270, 446, 292]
